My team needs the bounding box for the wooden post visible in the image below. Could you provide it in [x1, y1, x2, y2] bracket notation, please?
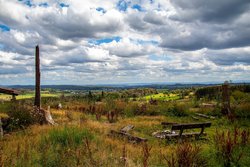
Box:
[11, 94, 16, 101]
[222, 81, 230, 115]
[34, 45, 41, 109]
[0, 118, 3, 139]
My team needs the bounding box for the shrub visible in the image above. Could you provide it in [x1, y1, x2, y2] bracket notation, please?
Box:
[41, 97, 61, 109]
[167, 103, 188, 117]
[234, 103, 250, 118]
[144, 104, 160, 116]
[123, 103, 139, 117]
[199, 106, 223, 118]
[5, 103, 34, 131]
[214, 128, 249, 167]
[232, 91, 246, 102]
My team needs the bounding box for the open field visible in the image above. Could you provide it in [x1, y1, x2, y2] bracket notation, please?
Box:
[141, 93, 180, 101]
[0, 85, 250, 166]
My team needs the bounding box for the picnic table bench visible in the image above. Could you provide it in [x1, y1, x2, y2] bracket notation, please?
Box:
[160, 122, 211, 140]
[0, 87, 19, 100]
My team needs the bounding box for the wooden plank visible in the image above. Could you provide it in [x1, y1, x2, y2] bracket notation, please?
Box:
[166, 132, 207, 139]
[110, 130, 147, 143]
[171, 122, 211, 130]
[161, 122, 178, 127]
[161, 122, 178, 125]
[191, 116, 199, 120]
[120, 125, 134, 133]
[195, 113, 215, 119]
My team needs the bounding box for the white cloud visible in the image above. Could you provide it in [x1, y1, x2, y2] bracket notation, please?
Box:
[0, 0, 249, 84]
[100, 38, 160, 57]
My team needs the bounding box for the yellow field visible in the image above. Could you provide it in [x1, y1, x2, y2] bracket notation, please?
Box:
[141, 93, 180, 101]
[0, 93, 59, 100]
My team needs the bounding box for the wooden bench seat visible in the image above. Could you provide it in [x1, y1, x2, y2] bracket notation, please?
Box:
[161, 122, 211, 140]
[165, 132, 207, 139]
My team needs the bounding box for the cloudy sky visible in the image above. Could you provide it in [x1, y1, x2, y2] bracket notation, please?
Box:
[0, 0, 250, 85]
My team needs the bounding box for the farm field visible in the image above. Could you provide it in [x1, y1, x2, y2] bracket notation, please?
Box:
[141, 93, 180, 101]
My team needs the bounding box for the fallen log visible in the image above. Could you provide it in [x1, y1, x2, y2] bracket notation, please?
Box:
[191, 116, 199, 120]
[120, 125, 134, 133]
[110, 130, 147, 144]
[195, 113, 215, 119]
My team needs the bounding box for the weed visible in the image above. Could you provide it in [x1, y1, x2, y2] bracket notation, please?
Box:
[84, 137, 97, 166]
[214, 128, 249, 167]
[142, 143, 152, 167]
[120, 144, 127, 167]
[0, 145, 3, 167]
[164, 142, 207, 167]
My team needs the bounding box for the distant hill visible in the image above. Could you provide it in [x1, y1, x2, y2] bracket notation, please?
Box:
[2, 82, 249, 91]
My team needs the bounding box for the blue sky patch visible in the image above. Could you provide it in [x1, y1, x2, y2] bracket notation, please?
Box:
[96, 7, 106, 13]
[0, 44, 4, 50]
[117, 0, 130, 11]
[0, 24, 10, 32]
[39, 2, 49, 7]
[59, 3, 69, 8]
[132, 4, 143, 11]
[89, 37, 121, 45]
[136, 39, 158, 45]
[18, 0, 33, 7]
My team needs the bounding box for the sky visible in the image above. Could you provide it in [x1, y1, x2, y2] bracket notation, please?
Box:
[0, 0, 250, 85]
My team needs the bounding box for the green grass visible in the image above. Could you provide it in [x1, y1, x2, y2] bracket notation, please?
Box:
[141, 93, 180, 101]
[41, 126, 93, 148]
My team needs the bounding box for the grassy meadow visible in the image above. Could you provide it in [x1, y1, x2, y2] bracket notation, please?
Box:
[0, 86, 250, 167]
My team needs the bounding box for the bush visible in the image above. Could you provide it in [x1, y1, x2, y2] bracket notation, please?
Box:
[123, 103, 139, 117]
[232, 91, 247, 102]
[145, 104, 162, 116]
[199, 106, 223, 118]
[5, 103, 34, 131]
[167, 103, 188, 117]
[234, 103, 250, 118]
